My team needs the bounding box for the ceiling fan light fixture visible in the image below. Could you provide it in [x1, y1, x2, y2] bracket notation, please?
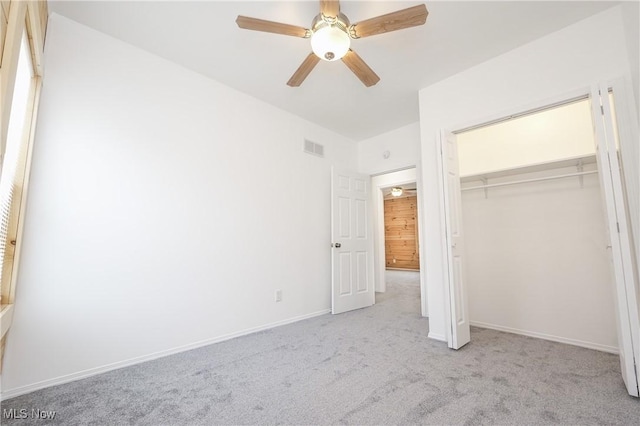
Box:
[236, 2, 428, 86]
[311, 25, 350, 61]
[391, 187, 403, 197]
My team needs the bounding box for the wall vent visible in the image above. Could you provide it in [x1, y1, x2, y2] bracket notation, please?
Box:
[303, 139, 324, 158]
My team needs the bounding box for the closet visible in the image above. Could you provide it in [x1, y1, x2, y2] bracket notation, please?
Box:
[456, 98, 618, 352]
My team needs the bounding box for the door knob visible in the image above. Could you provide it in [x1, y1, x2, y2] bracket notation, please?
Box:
[334, 243, 341, 248]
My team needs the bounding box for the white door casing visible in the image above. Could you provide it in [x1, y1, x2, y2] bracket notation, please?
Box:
[331, 168, 374, 314]
[440, 131, 471, 349]
[371, 168, 418, 293]
[590, 83, 640, 397]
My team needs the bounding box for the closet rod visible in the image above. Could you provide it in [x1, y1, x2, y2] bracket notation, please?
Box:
[461, 170, 598, 192]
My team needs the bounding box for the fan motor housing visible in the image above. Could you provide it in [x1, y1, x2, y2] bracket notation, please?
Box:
[312, 13, 350, 34]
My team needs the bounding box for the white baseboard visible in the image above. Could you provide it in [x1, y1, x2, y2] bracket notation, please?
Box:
[1, 309, 331, 401]
[470, 321, 619, 354]
[428, 331, 446, 342]
[385, 268, 420, 272]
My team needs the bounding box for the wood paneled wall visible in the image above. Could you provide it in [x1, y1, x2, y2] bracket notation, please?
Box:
[384, 195, 420, 270]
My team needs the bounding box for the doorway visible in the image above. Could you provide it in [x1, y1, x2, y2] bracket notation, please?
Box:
[440, 84, 639, 396]
[457, 96, 617, 352]
[372, 168, 427, 317]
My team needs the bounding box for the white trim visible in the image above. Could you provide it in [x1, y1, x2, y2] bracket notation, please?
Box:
[470, 321, 619, 355]
[415, 165, 429, 319]
[447, 86, 593, 136]
[370, 167, 429, 319]
[428, 331, 446, 342]
[435, 132, 453, 347]
[608, 77, 640, 282]
[0, 309, 331, 401]
[453, 93, 589, 134]
[370, 165, 417, 177]
[371, 168, 418, 295]
[385, 268, 420, 272]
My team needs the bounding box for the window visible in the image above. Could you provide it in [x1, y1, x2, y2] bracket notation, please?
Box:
[1, 31, 34, 300]
[0, 0, 47, 370]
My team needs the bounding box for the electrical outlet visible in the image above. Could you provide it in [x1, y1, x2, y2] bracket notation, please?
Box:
[275, 289, 282, 302]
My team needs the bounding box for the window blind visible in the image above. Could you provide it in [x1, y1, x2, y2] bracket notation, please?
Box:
[0, 31, 33, 304]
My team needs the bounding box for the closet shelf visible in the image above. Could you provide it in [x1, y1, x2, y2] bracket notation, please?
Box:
[460, 154, 597, 183]
[460, 154, 597, 194]
[462, 170, 598, 192]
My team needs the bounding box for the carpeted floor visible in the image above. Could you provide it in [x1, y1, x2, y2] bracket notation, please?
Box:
[2, 270, 639, 425]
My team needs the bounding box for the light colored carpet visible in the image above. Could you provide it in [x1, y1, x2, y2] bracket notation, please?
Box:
[2, 270, 638, 425]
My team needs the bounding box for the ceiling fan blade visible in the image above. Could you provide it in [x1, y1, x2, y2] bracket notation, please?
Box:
[341, 49, 380, 87]
[236, 16, 310, 38]
[320, 0, 340, 18]
[287, 53, 321, 87]
[349, 4, 428, 39]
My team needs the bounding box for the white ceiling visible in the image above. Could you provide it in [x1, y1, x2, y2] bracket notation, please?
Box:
[48, 1, 619, 141]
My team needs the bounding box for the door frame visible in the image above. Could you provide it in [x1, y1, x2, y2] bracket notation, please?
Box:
[438, 131, 470, 349]
[371, 167, 427, 317]
[591, 82, 639, 396]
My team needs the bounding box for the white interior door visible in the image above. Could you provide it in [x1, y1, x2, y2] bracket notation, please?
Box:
[590, 83, 640, 397]
[440, 131, 471, 349]
[331, 168, 374, 314]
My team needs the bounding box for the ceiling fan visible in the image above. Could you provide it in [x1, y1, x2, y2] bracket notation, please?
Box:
[386, 186, 417, 197]
[236, 1, 428, 87]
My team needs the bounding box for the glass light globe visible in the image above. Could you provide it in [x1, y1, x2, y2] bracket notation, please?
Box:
[391, 187, 403, 197]
[311, 26, 350, 61]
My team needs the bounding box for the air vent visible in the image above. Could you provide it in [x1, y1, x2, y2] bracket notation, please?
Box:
[303, 139, 325, 158]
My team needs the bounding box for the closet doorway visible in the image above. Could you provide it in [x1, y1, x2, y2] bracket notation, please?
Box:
[440, 85, 639, 396]
[456, 97, 616, 353]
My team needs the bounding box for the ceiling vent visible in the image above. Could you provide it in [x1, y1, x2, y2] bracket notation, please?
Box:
[304, 139, 324, 158]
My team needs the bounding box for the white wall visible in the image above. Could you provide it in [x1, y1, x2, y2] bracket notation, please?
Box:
[456, 99, 595, 176]
[461, 165, 617, 352]
[620, 1, 639, 121]
[359, 123, 425, 315]
[357, 122, 420, 175]
[418, 6, 637, 342]
[1, 15, 357, 397]
[617, 1, 640, 270]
